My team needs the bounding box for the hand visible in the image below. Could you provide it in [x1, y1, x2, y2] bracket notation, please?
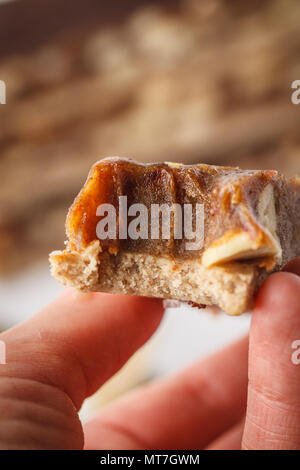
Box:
[0, 261, 299, 450]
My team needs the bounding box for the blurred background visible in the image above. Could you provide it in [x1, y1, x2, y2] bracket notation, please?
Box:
[0, 0, 299, 419]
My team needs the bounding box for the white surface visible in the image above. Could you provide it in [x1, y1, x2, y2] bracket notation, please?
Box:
[151, 303, 250, 377]
[0, 262, 64, 329]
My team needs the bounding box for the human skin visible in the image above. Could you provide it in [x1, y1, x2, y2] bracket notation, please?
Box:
[0, 260, 299, 450]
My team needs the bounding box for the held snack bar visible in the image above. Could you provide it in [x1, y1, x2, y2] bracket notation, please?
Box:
[50, 157, 300, 315]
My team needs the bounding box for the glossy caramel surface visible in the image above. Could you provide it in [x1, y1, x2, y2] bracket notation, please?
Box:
[66, 157, 292, 259]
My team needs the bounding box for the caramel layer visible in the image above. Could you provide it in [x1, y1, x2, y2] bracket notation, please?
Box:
[65, 157, 300, 268]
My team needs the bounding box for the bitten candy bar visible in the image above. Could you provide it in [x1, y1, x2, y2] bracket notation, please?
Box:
[50, 157, 300, 315]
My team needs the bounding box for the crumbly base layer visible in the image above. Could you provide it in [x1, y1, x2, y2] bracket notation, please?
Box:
[50, 240, 264, 315]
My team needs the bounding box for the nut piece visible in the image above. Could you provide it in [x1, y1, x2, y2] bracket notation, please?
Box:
[256, 183, 282, 263]
[201, 230, 277, 267]
[202, 184, 281, 268]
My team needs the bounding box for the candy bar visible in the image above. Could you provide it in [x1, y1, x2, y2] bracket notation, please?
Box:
[50, 158, 300, 314]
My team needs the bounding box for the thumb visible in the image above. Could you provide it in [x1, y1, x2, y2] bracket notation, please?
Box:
[243, 271, 300, 450]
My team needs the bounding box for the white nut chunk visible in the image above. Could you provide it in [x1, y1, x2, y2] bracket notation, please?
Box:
[202, 184, 281, 268]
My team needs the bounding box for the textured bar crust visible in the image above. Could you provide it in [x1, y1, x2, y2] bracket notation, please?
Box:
[50, 157, 300, 315]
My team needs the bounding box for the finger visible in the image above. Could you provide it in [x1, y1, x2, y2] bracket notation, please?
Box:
[84, 337, 248, 450]
[243, 272, 300, 450]
[206, 419, 244, 450]
[284, 257, 300, 277]
[0, 291, 164, 410]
